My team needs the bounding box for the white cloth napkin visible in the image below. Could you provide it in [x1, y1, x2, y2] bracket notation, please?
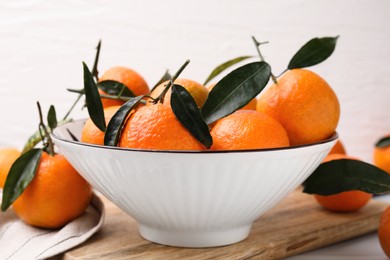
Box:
[0, 192, 104, 260]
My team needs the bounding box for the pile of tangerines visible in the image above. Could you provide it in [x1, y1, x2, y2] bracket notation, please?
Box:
[1, 36, 390, 256]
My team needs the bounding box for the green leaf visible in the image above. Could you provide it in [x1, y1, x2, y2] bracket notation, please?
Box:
[67, 88, 85, 94]
[47, 105, 57, 130]
[201, 62, 271, 125]
[375, 136, 390, 148]
[104, 96, 145, 146]
[97, 80, 135, 97]
[22, 131, 42, 154]
[1, 149, 42, 211]
[288, 36, 339, 70]
[303, 159, 390, 195]
[83, 62, 106, 132]
[150, 70, 171, 92]
[203, 56, 253, 86]
[171, 85, 212, 149]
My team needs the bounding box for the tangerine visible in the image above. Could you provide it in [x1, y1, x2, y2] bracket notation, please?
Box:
[329, 139, 346, 155]
[0, 148, 20, 188]
[98, 66, 149, 108]
[150, 79, 208, 107]
[374, 135, 390, 174]
[210, 110, 289, 150]
[379, 206, 390, 258]
[313, 153, 372, 212]
[13, 152, 92, 229]
[119, 103, 205, 150]
[81, 106, 121, 145]
[257, 69, 340, 145]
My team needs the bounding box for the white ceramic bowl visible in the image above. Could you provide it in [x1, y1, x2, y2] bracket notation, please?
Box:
[52, 119, 337, 248]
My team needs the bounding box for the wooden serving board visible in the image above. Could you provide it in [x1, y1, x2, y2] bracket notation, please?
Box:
[63, 190, 388, 260]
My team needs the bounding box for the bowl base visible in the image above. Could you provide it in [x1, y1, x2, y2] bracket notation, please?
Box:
[138, 224, 251, 248]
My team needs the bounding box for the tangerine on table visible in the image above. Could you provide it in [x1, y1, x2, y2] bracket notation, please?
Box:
[378, 206, 390, 258]
[0, 147, 20, 188]
[13, 152, 92, 229]
[210, 110, 289, 150]
[119, 103, 205, 150]
[81, 105, 121, 145]
[313, 153, 372, 212]
[150, 79, 208, 107]
[257, 69, 340, 146]
[374, 135, 390, 174]
[98, 66, 149, 108]
[328, 139, 346, 155]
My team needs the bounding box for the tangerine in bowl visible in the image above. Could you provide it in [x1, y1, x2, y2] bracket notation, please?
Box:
[52, 119, 337, 247]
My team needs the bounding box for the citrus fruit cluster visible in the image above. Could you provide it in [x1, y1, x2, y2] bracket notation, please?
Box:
[81, 38, 342, 153]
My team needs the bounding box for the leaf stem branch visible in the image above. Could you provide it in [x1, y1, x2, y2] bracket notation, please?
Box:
[63, 93, 83, 121]
[251, 36, 278, 84]
[154, 59, 191, 104]
[92, 40, 102, 82]
[37, 102, 55, 156]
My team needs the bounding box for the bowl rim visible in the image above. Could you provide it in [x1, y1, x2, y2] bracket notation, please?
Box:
[51, 119, 339, 154]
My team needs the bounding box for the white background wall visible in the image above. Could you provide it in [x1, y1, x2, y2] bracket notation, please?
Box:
[0, 0, 389, 162]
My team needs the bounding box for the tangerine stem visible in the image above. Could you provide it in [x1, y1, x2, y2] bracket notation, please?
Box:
[116, 85, 127, 99]
[63, 93, 83, 120]
[251, 36, 267, 62]
[92, 40, 102, 82]
[276, 69, 288, 78]
[154, 59, 190, 104]
[37, 102, 55, 156]
[64, 40, 101, 120]
[99, 93, 131, 101]
[251, 36, 278, 84]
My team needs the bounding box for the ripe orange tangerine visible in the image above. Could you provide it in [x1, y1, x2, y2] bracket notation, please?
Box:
[13, 152, 92, 229]
[379, 206, 390, 258]
[329, 139, 346, 155]
[374, 135, 390, 174]
[150, 79, 208, 107]
[0, 147, 20, 188]
[313, 154, 372, 212]
[257, 69, 340, 145]
[210, 110, 289, 150]
[98, 66, 149, 108]
[81, 106, 121, 145]
[119, 103, 205, 150]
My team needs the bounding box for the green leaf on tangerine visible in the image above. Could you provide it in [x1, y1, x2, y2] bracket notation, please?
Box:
[203, 56, 253, 86]
[1, 149, 43, 212]
[83, 62, 106, 132]
[150, 70, 171, 92]
[171, 85, 212, 149]
[303, 159, 390, 195]
[375, 136, 390, 148]
[47, 105, 57, 130]
[97, 80, 135, 97]
[104, 96, 145, 146]
[288, 36, 339, 70]
[201, 61, 271, 125]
